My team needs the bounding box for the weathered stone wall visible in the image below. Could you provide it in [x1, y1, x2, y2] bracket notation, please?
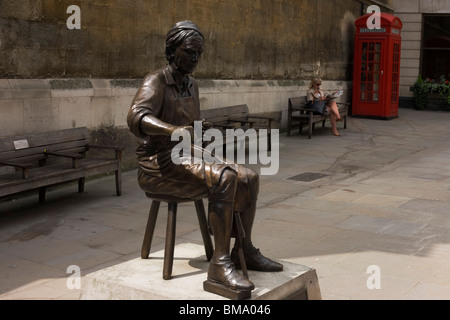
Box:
[0, 0, 370, 80]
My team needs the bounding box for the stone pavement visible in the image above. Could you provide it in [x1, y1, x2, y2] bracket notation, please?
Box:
[1, 107, 450, 300]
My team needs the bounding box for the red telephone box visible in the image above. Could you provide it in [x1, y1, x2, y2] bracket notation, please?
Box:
[352, 13, 403, 119]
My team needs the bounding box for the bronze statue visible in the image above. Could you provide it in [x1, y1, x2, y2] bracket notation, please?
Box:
[127, 21, 282, 295]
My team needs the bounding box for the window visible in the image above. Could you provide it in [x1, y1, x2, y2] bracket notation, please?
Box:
[422, 15, 450, 80]
[360, 41, 382, 102]
[391, 42, 400, 103]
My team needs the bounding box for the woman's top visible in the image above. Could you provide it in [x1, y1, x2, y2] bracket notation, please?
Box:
[307, 88, 325, 102]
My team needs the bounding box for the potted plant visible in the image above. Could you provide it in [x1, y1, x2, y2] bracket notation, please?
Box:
[412, 75, 450, 110]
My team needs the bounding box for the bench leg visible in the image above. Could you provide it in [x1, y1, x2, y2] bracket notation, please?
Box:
[287, 115, 292, 137]
[78, 178, 85, 193]
[115, 168, 122, 196]
[141, 200, 160, 259]
[163, 202, 178, 280]
[194, 199, 214, 262]
[39, 187, 46, 203]
[308, 117, 313, 139]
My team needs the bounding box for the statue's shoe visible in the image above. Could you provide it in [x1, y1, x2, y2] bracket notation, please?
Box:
[231, 247, 284, 272]
[207, 259, 255, 291]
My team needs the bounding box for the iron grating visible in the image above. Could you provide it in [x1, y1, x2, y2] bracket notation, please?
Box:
[287, 172, 329, 182]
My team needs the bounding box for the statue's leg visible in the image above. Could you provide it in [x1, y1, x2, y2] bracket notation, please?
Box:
[206, 168, 255, 292]
[233, 167, 259, 252]
[231, 167, 284, 272]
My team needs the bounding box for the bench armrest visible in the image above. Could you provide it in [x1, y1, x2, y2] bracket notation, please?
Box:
[247, 115, 277, 130]
[230, 120, 257, 127]
[88, 144, 124, 151]
[289, 105, 308, 111]
[208, 122, 240, 130]
[44, 151, 84, 168]
[226, 117, 257, 128]
[0, 160, 33, 178]
[248, 114, 280, 121]
[292, 107, 315, 116]
[44, 151, 83, 159]
[87, 144, 123, 161]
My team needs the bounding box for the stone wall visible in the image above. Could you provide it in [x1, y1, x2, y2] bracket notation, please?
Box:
[0, 0, 368, 80]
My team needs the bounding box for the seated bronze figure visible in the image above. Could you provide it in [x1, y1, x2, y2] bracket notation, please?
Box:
[127, 20, 282, 295]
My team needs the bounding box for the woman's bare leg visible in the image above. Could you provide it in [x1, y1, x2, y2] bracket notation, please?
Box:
[328, 102, 341, 136]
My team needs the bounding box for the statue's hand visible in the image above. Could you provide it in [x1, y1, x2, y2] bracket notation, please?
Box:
[202, 121, 214, 129]
[173, 126, 194, 143]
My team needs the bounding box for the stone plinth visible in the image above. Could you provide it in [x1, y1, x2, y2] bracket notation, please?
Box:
[80, 243, 321, 300]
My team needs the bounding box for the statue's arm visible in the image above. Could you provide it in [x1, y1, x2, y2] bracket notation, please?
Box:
[128, 75, 180, 138]
[140, 115, 178, 136]
[128, 80, 192, 139]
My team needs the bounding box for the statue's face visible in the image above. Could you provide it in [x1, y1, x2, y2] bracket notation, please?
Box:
[173, 34, 204, 75]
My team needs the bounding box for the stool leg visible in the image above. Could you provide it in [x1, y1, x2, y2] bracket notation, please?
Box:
[163, 202, 178, 280]
[194, 199, 214, 261]
[141, 200, 160, 259]
[233, 212, 249, 279]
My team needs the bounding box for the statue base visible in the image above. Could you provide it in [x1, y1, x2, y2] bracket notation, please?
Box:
[80, 243, 321, 300]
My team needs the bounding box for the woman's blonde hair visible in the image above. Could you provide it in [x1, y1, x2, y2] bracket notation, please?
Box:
[309, 77, 322, 89]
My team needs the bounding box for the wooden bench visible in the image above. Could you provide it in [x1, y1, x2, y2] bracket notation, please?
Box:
[200, 104, 278, 152]
[287, 96, 349, 139]
[0, 127, 123, 203]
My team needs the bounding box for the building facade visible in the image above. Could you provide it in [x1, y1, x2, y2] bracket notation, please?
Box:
[392, 0, 450, 107]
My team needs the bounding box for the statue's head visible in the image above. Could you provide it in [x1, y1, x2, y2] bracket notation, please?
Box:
[165, 21, 204, 74]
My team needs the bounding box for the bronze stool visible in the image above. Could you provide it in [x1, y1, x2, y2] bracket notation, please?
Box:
[141, 194, 249, 285]
[141, 194, 214, 280]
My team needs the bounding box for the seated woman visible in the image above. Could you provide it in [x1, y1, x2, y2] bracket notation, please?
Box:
[307, 77, 343, 136]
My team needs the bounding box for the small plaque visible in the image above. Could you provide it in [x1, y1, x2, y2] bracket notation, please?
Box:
[14, 139, 29, 150]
